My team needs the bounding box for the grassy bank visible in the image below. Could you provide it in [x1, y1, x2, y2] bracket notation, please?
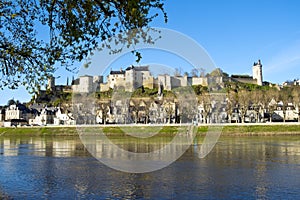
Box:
[220, 124, 300, 136]
[0, 127, 78, 136]
[0, 124, 300, 137]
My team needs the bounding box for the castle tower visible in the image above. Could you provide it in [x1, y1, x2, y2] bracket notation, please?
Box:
[252, 59, 263, 86]
[47, 76, 55, 91]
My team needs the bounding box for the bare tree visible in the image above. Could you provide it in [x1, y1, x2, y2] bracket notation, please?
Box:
[191, 68, 199, 77]
[130, 98, 141, 124]
[98, 101, 110, 124]
[163, 100, 174, 124]
[226, 90, 237, 123]
[237, 90, 250, 123]
[250, 90, 264, 122]
[292, 87, 300, 122]
[198, 67, 206, 77]
[198, 93, 212, 124]
[266, 89, 279, 122]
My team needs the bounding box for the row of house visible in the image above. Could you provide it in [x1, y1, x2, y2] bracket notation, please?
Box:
[0, 104, 75, 127]
[1, 97, 299, 127]
[282, 79, 300, 87]
[75, 97, 299, 125]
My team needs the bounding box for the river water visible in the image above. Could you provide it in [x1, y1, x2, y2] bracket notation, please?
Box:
[0, 135, 300, 199]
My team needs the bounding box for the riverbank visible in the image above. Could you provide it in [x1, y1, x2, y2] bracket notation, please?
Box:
[0, 123, 300, 136]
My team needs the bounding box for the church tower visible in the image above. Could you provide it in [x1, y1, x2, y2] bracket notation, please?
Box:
[252, 59, 263, 86]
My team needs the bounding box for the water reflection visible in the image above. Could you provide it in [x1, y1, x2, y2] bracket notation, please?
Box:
[0, 136, 300, 199]
[0, 137, 87, 158]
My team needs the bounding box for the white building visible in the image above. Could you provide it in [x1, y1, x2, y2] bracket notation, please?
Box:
[192, 77, 208, 86]
[273, 102, 298, 121]
[158, 74, 172, 91]
[108, 69, 126, 89]
[29, 108, 55, 125]
[125, 66, 154, 91]
[252, 59, 263, 86]
[53, 108, 76, 125]
[157, 75, 191, 91]
[72, 75, 103, 93]
[101, 66, 155, 92]
[5, 104, 32, 121]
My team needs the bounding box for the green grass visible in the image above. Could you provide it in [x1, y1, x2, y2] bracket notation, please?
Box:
[0, 127, 78, 136]
[221, 124, 300, 135]
[1, 124, 300, 137]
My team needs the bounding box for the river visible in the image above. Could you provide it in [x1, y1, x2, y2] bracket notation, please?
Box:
[0, 135, 300, 199]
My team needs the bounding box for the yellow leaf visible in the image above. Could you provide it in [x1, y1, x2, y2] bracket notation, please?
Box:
[11, 13, 18, 18]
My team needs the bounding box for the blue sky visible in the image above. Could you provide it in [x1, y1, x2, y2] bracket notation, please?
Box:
[1, 0, 300, 105]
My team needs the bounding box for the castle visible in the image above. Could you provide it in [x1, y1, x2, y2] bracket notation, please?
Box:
[252, 59, 263, 86]
[98, 65, 223, 93]
[42, 60, 264, 95]
[230, 59, 263, 86]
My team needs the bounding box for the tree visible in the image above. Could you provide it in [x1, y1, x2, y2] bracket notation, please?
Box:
[250, 90, 264, 122]
[198, 93, 212, 124]
[142, 99, 152, 124]
[0, 0, 167, 91]
[226, 90, 237, 123]
[190, 68, 199, 77]
[192, 84, 208, 96]
[130, 98, 140, 123]
[7, 98, 16, 106]
[163, 100, 174, 124]
[98, 101, 110, 124]
[174, 87, 198, 123]
[278, 88, 292, 122]
[265, 89, 279, 122]
[237, 90, 250, 123]
[199, 67, 206, 77]
[291, 87, 300, 122]
[208, 68, 225, 77]
[174, 68, 181, 76]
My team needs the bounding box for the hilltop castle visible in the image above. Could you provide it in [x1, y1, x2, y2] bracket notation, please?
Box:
[252, 59, 263, 86]
[230, 59, 263, 86]
[37, 59, 264, 96]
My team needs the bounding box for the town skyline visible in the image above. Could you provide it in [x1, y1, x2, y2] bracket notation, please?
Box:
[1, 61, 299, 106]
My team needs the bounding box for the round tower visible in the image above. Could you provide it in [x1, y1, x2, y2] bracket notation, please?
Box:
[252, 59, 263, 86]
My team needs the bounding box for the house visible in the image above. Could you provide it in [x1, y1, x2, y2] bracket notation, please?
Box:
[161, 100, 177, 123]
[149, 101, 164, 124]
[28, 107, 56, 125]
[53, 108, 76, 125]
[272, 102, 298, 122]
[111, 99, 129, 124]
[5, 104, 32, 122]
